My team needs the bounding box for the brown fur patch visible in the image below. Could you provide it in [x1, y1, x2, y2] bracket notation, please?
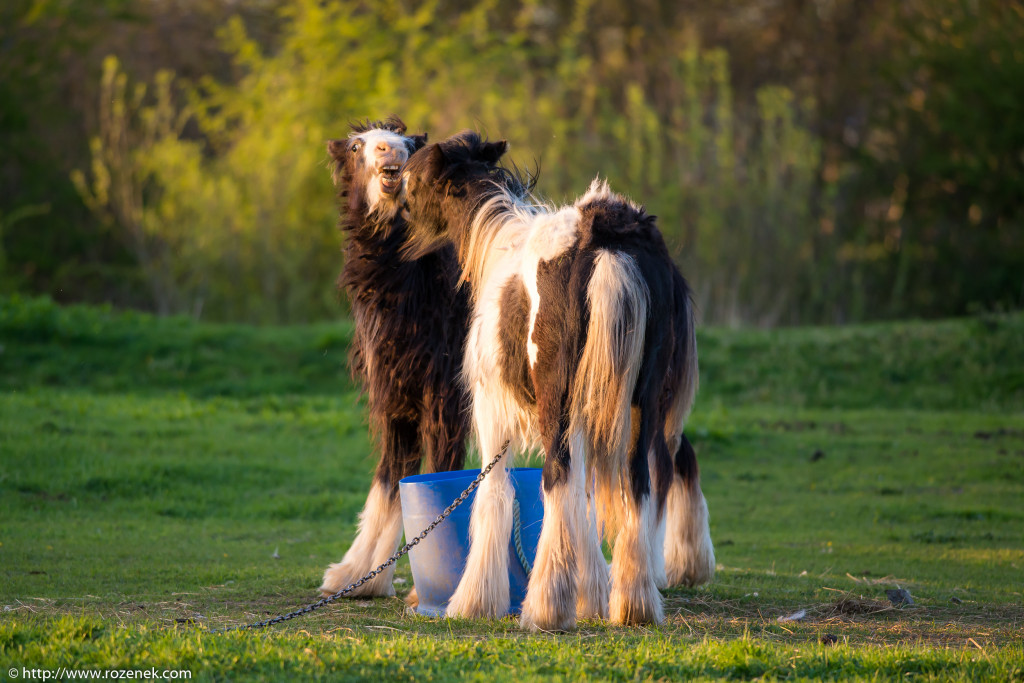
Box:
[498, 275, 536, 407]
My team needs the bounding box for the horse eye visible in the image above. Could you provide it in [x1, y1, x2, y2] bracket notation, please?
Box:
[351, 143, 361, 153]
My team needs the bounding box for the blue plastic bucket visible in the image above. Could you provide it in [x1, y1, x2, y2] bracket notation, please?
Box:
[399, 468, 543, 616]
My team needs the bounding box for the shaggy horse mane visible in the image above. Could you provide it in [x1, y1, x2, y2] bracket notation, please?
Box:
[349, 115, 408, 137]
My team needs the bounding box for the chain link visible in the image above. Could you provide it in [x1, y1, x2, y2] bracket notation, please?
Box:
[209, 440, 510, 633]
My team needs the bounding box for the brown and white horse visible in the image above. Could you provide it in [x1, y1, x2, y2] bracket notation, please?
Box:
[319, 118, 471, 601]
[400, 131, 715, 630]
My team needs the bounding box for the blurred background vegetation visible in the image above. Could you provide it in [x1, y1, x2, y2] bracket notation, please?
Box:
[1, 0, 1021, 325]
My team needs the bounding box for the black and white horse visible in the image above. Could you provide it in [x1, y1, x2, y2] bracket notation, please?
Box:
[319, 118, 471, 601]
[400, 131, 715, 630]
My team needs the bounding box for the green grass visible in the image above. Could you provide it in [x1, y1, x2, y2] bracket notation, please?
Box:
[1, 296, 1023, 681]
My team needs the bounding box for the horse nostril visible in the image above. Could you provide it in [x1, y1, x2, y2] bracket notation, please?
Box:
[377, 143, 389, 152]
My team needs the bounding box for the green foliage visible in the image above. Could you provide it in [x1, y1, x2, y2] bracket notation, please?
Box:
[0, 204, 50, 293]
[6, 0, 1023, 324]
[69, 0, 835, 324]
[0, 0, 195, 309]
[855, 0, 1024, 320]
[71, 56, 188, 316]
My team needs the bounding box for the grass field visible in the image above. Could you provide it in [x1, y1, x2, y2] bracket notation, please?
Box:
[1, 295, 1022, 681]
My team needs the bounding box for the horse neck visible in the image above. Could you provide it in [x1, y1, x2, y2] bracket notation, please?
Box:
[452, 186, 538, 293]
[339, 206, 406, 291]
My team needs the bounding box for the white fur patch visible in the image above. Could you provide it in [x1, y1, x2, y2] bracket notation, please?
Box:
[461, 189, 537, 292]
[521, 207, 579, 366]
[320, 480, 403, 597]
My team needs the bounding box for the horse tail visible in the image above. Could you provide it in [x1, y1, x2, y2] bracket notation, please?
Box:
[571, 249, 650, 482]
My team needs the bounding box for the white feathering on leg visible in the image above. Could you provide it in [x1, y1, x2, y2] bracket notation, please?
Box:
[663, 473, 716, 587]
[575, 436, 610, 620]
[445, 396, 515, 619]
[520, 444, 589, 632]
[609, 491, 664, 625]
[320, 480, 403, 597]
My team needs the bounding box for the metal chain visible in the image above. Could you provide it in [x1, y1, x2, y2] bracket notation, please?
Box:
[209, 439, 510, 633]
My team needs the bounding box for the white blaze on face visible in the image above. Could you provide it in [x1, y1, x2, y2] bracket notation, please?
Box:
[350, 129, 411, 214]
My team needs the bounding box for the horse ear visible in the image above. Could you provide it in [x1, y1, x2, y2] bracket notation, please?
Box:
[479, 139, 508, 165]
[327, 139, 347, 160]
[420, 143, 448, 181]
[409, 133, 428, 152]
